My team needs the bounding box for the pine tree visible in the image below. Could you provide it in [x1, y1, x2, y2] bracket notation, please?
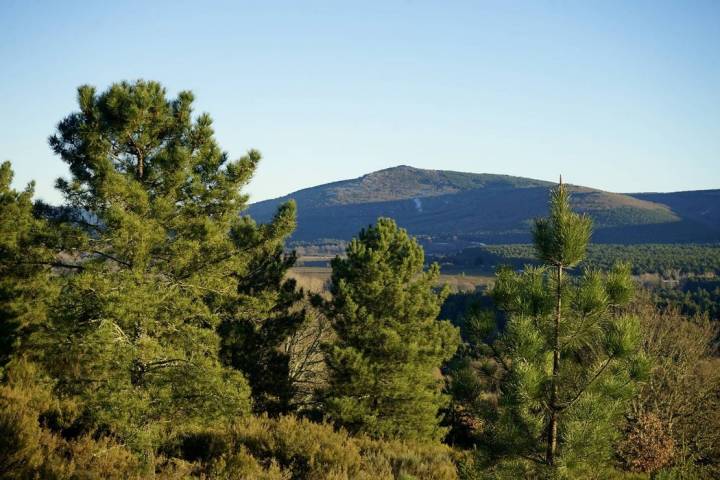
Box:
[322, 217, 460, 441]
[533, 178, 594, 466]
[471, 181, 648, 475]
[36, 80, 298, 453]
[0, 162, 57, 371]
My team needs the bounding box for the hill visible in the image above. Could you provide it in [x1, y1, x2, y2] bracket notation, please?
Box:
[247, 166, 720, 253]
[628, 189, 720, 231]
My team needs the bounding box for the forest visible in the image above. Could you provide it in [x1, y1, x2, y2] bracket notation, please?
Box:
[436, 244, 720, 277]
[1, 81, 719, 479]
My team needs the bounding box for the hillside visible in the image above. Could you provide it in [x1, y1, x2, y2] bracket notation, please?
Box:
[629, 189, 720, 230]
[248, 166, 720, 252]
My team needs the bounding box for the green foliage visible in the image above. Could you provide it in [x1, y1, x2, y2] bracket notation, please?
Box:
[219, 203, 307, 415]
[29, 80, 299, 453]
[4, 79, 720, 478]
[654, 279, 720, 319]
[167, 414, 459, 479]
[532, 181, 592, 267]
[0, 162, 60, 372]
[322, 218, 460, 441]
[1, 393, 458, 480]
[452, 183, 646, 475]
[227, 415, 456, 479]
[0, 360, 145, 479]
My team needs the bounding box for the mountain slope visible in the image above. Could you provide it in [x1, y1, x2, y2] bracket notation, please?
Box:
[249, 166, 552, 214]
[628, 190, 720, 230]
[247, 166, 720, 251]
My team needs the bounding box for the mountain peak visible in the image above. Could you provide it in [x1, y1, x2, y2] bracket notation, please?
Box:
[331, 166, 553, 205]
[247, 166, 718, 247]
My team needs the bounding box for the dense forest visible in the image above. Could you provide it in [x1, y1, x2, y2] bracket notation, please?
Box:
[437, 244, 720, 321]
[1, 81, 719, 479]
[436, 244, 720, 277]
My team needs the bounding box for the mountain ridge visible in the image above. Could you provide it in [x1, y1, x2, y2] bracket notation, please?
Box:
[247, 166, 719, 251]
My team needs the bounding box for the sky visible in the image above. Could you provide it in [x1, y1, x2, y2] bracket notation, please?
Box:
[1, 0, 719, 204]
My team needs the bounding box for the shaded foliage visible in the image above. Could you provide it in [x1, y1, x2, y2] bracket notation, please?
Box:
[654, 279, 720, 319]
[0, 163, 62, 371]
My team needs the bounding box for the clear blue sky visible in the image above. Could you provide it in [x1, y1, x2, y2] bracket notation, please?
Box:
[1, 0, 718, 204]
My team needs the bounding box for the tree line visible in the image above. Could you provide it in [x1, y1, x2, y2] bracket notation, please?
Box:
[438, 243, 720, 277]
[1, 80, 718, 479]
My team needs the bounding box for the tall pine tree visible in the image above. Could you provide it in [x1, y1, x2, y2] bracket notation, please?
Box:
[322, 217, 460, 441]
[469, 181, 648, 477]
[37, 80, 299, 453]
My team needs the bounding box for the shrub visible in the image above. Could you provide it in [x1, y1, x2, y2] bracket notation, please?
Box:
[165, 415, 458, 480]
[0, 382, 142, 479]
[617, 413, 675, 473]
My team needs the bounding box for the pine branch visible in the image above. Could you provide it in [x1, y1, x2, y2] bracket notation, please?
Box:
[559, 355, 613, 411]
[489, 342, 511, 373]
[14, 259, 85, 270]
[92, 250, 133, 268]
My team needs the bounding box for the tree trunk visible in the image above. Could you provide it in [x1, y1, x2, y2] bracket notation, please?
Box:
[546, 263, 562, 465]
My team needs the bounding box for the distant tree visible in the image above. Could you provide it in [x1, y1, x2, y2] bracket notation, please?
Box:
[321, 217, 460, 441]
[36, 80, 298, 454]
[466, 181, 648, 476]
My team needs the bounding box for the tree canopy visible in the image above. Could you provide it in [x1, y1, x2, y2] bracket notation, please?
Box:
[33, 80, 299, 454]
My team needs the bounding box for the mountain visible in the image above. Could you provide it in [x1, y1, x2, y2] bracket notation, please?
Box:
[628, 190, 720, 232]
[247, 166, 720, 253]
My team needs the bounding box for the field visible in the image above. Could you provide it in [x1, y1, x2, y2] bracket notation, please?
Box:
[289, 262, 493, 293]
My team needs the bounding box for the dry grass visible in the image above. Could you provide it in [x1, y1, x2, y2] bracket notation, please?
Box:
[288, 267, 332, 293]
[288, 266, 492, 294]
[439, 273, 493, 292]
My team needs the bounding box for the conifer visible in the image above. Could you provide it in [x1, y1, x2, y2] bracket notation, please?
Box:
[39, 80, 298, 451]
[322, 217, 460, 441]
[472, 181, 648, 475]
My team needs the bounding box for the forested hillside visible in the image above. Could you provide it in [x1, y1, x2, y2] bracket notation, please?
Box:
[630, 189, 720, 230]
[249, 166, 720, 249]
